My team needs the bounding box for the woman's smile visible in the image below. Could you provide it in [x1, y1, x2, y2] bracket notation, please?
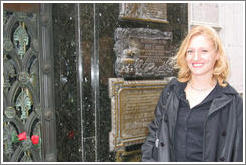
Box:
[192, 62, 204, 68]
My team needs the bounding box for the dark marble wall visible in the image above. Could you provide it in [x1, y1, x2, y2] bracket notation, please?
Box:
[97, 4, 118, 161]
[52, 4, 82, 162]
[52, 3, 188, 162]
[79, 4, 96, 161]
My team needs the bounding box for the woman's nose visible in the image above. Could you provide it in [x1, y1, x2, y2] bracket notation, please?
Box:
[193, 50, 199, 61]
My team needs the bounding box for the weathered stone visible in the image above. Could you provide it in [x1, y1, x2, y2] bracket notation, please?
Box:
[114, 28, 176, 79]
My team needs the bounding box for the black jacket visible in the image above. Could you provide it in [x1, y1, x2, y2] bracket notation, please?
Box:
[141, 78, 243, 162]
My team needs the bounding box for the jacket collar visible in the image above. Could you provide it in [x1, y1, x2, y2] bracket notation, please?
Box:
[169, 78, 238, 116]
[169, 78, 238, 97]
[208, 83, 238, 116]
[208, 95, 233, 116]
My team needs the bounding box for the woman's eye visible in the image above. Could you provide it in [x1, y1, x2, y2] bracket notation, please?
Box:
[201, 49, 208, 53]
[187, 50, 193, 54]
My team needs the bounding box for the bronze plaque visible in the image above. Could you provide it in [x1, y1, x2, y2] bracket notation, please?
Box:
[119, 3, 168, 24]
[109, 78, 172, 151]
[114, 28, 175, 79]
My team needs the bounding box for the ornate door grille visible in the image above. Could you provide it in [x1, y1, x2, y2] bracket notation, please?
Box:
[2, 4, 57, 162]
[3, 9, 41, 161]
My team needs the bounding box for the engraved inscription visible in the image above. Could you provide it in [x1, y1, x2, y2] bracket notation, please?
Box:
[119, 3, 168, 23]
[114, 28, 176, 79]
[120, 88, 162, 138]
[109, 78, 172, 151]
[131, 37, 170, 67]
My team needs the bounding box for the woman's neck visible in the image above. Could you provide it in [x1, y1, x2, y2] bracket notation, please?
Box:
[189, 75, 216, 90]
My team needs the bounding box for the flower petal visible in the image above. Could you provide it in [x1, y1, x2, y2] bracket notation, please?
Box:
[18, 132, 27, 141]
[31, 135, 39, 144]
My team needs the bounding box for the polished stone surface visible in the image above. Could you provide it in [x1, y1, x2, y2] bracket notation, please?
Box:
[53, 4, 82, 162]
[52, 3, 187, 162]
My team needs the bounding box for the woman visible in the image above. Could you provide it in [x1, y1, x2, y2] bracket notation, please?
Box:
[141, 25, 243, 162]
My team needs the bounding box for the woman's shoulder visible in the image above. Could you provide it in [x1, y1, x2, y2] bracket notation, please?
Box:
[220, 82, 243, 106]
[164, 77, 183, 89]
[221, 82, 242, 97]
[161, 77, 183, 95]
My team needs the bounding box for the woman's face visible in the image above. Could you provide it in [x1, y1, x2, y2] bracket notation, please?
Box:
[185, 35, 219, 78]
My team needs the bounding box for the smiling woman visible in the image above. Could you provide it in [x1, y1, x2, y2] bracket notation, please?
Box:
[141, 25, 243, 162]
[184, 30, 221, 108]
[176, 25, 229, 88]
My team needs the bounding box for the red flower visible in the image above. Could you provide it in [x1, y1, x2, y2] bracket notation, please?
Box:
[31, 135, 39, 144]
[68, 130, 74, 139]
[18, 132, 27, 141]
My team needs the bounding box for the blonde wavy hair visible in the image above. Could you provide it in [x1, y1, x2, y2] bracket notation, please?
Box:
[174, 25, 229, 87]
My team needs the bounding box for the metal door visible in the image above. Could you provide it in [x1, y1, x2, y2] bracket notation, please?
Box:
[2, 4, 56, 162]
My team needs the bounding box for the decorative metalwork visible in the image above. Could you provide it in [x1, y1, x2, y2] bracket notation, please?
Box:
[13, 22, 29, 59]
[15, 88, 33, 120]
[34, 105, 42, 117]
[3, 121, 19, 161]
[3, 8, 42, 162]
[4, 106, 16, 119]
[20, 152, 32, 162]
[22, 138, 33, 151]
[3, 39, 14, 52]
[18, 72, 30, 84]
[3, 55, 15, 78]
[3, 10, 13, 25]
[3, 123, 13, 154]
[32, 39, 39, 51]
[3, 54, 16, 93]
[3, 10, 7, 24]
